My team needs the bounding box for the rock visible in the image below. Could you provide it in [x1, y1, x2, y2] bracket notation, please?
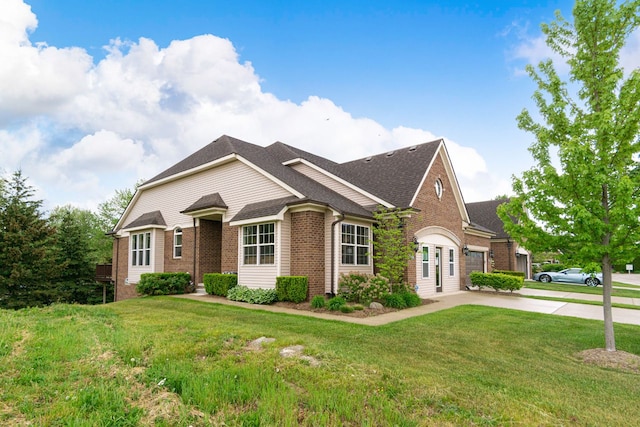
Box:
[369, 302, 384, 310]
[247, 336, 275, 350]
[280, 345, 320, 366]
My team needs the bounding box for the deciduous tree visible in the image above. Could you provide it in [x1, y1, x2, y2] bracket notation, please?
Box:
[499, 0, 640, 351]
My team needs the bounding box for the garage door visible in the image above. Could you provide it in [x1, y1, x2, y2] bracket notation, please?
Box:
[465, 251, 484, 285]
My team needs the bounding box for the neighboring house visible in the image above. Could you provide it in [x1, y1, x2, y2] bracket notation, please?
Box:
[466, 198, 532, 279]
[111, 135, 496, 301]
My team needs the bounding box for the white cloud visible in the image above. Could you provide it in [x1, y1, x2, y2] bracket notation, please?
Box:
[621, 28, 640, 72]
[1, 0, 501, 210]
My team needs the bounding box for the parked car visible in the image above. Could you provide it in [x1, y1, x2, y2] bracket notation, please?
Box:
[533, 268, 602, 286]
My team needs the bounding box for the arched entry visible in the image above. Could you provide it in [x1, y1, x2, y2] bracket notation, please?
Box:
[414, 226, 461, 298]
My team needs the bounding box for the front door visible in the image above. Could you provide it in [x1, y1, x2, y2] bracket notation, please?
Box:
[435, 247, 442, 292]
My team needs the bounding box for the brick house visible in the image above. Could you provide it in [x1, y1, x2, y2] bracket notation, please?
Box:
[111, 135, 496, 301]
[466, 198, 532, 279]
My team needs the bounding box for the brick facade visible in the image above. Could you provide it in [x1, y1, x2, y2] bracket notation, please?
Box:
[221, 222, 239, 273]
[197, 219, 223, 283]
[164, 227, 195, 279]
[113, 236, 138, 301]
[290, 211, 326, 299]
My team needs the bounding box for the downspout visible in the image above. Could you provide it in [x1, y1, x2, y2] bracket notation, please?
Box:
[330, 213, 344, 296]
[193, 218, 197, 285]
[113, 234, 119, 303]
[507, 238, 512, 271]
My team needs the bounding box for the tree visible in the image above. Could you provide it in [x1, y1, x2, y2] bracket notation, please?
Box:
[0, 171, 62, 309]
[499, 0, 640, 351]
[372, 206, 416, 287]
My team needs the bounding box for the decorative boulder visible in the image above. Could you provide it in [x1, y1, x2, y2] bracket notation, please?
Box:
[369, 302, 384, 310]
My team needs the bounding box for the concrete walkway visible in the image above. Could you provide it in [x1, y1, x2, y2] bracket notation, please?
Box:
[175, 285, 640, 327]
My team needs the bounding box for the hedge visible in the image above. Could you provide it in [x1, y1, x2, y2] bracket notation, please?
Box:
[136, 272, 191, 296]
[492, 269, 526, 279]
[275, 276, 308, 303]
[203, 273, 238, 297]
[470, 272, 523, 292]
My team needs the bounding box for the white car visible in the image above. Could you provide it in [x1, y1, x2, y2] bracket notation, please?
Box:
[533, 268, 602, 286]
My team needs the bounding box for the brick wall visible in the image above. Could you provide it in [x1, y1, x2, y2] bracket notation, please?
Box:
[290, 211, 326, 299]
[164, 227, 195, 279]
[198, 219, 222, 283]
[113, 236, 138, 301]
[405, 153, 467, 290]
[221, 222, 239, 273]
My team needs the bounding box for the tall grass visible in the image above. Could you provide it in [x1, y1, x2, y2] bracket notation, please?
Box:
[1, 298, 639, 425]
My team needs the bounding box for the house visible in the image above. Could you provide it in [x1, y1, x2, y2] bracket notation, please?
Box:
[466, 198, 532, 279]
[111, 135, 496, 301]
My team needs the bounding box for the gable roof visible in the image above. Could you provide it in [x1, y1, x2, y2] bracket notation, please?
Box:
[181, 193, 227, 214]
[466, 198, 510, 238]
[122, 210, 166, 230]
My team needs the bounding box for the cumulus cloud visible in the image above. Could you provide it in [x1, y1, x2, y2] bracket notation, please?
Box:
[1, 0, 499, 209]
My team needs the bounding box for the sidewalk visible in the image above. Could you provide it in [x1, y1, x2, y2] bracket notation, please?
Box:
[175, 287, 640, 327]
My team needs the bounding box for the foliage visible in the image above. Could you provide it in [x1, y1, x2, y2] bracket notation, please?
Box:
[372, 206, 416, 285]
[136, 273, 191, 296]
[382, 293, 407, 309]
[471, 272, 523, 292]
[310, 295, 326, 309]
[327, 296, 347, 311]
[498, 0, 640, 351]
[540, 264, 567, 272]
[353, 304, 364, 311]
[492, 269, 526, 279]
[0, 171, 62, 309]
[96, 181, 143, 231]
[338, 272, 390, 304]
[203, 273, 237, 297]
[275, 276, 308, 303]
[399, 291, 422, 308]
[340, 305, 355, 313]
[226, 286, 277, 304]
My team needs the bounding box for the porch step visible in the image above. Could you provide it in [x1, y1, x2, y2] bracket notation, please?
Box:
[195, 284, 207, 295]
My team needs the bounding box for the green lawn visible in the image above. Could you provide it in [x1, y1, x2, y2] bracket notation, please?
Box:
[1, 298, 640, 426]
[525, 280, 640, 298]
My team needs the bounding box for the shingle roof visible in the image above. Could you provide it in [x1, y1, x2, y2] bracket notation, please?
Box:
[145, 135, 373, 220]
[231, 196, 300, 222]
[466, 199, 510, 238]
[181, 193, 227, 213]
[122, 210, 166, 229]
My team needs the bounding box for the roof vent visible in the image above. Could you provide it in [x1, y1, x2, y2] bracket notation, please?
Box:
[408, 145, 417, 152]
[386, 151, 395, 157]
[364, 156, 372, 162]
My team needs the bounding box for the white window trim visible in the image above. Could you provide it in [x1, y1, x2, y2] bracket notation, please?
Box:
[449, 248, 455, 276]
[341, 223, 370, 266]
[242, 222, 276, 266]
[173, 227, 183, 259]
[131, 231, 151, 267]
[422, 245, 430, 278]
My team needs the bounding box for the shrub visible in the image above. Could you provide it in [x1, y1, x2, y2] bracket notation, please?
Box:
[470, 272, 523, 292]
[399, 291, 422, 308]
[310, 295, 326, 309]
[275, 276, 308, 303]
[136, 273, 191, 296]
[493, 270, 526, 279]
[340, 305, 355, 313]
[226, 286, 277, 304]
[353, 304, 364, 311]
[540, 264, 566, 272]
[203, 273, 237, 297]
[327, 296, 346, 311]
[382, 293, 407, 309]
[391, 282, 413, 294]
[338, 273, 390, 304]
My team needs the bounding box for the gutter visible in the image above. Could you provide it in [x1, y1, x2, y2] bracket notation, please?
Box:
[330, 213, 344, 295]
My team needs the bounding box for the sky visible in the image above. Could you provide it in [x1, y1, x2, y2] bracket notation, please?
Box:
[1, 0, 639, 212]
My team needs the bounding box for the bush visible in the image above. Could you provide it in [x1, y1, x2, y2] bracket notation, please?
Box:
[540, 264, 566, 272]
[340, 305, 355, 313]
[382, 293, 407, 309]
[338, 273, 390, 304]
[203, 273, 237, 297]
[136, 273, 191, 296]
[353, 304, 364, 311]
[227, 286, 277, 304]
[493, 270, 526, 279]
[310, 295, 326, 309]
[470, 272, 523, 292]
[399, 291, 422, 308]
[327, 296, 346, 311]
[275, 276, 308, 303]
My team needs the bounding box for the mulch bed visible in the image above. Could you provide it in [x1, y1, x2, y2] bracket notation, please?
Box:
[272, 298, 437, 318]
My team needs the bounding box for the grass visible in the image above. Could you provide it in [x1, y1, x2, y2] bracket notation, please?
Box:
[1, 298, 640, 425]
[522, 295, 640, 310]
[525, 280, 640, 298]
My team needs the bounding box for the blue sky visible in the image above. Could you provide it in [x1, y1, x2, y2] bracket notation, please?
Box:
[2, 0, 637, 210]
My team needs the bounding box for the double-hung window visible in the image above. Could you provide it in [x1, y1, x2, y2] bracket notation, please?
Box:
[449, 248, 455, 276]
[243, 223, 275, 265]
[173, 228, 183, 258]
[341, 224, 369, 265]
[131, 232, 151, 266]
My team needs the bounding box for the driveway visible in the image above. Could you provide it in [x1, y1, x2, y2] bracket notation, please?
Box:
[613, 272, 640, 286]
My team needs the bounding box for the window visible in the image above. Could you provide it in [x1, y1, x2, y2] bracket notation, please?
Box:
[243, 223, 275, 265]
[341, 224, 369, 265]
[435, 178, 443, 199]
[422, 246, 429, 278]
[449, 248, 455, 276]
[131, 232, 151, 266]
[173, 228, 182, 258]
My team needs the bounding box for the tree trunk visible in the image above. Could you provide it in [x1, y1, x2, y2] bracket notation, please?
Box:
[602, 255, 616, 351]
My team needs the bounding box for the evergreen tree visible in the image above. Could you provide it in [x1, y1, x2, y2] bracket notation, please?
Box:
[499, 0, 640, 351]
[0, 171, 62, 309]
